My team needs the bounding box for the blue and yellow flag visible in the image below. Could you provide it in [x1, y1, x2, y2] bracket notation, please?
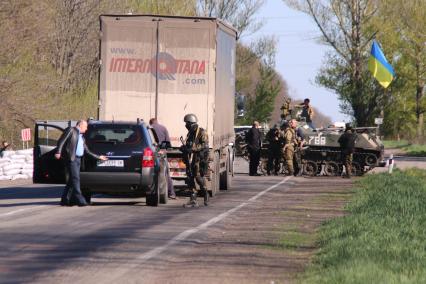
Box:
[368, 40, 395, 88]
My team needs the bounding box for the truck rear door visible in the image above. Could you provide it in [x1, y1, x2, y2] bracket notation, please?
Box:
[156, 20, 213, 147]
[98, 16, 157, 122]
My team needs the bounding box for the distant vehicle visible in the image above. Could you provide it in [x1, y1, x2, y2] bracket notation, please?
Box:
[33, 120, 168, 206]
[285, 105, 385, 176]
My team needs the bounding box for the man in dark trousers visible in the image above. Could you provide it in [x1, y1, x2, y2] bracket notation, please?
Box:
[149, 118, 176, 199]
[55, 120, 107, 206]
[245, 121, 262, 176]
[338, 124, 357, 178]
[266, 124, 281, 175]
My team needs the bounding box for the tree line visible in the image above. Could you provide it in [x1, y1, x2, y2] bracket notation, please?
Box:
[0, 0, 332, 147]
[285, 0, 425, 142]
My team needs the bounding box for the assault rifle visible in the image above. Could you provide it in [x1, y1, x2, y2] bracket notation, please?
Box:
[180, 136, 195, 188]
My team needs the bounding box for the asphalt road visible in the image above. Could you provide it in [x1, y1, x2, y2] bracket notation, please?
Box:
[0, 174, 296, 283]
[1, 156, 424, 283]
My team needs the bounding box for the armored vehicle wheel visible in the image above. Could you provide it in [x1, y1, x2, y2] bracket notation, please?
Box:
[365, 154, 378, 166]
[303, 161, 318, 176]
[324, 161, 341, 176]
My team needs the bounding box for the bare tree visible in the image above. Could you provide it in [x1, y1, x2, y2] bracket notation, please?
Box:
[197, 0, 265, 36]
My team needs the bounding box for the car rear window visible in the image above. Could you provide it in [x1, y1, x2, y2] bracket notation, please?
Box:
[86, 124, 146, 146]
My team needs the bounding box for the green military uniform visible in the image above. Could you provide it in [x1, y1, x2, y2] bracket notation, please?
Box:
[185, 125, 209, 192]
[338, 127, 357, 178]
[282, 127, 297, 175]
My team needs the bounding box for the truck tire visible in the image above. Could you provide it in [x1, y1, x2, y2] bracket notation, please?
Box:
[220, 156, 232, 190]
[209, 152, 220, 197]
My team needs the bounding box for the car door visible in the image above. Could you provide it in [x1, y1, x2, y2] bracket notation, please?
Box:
[33, 121, 76, 184]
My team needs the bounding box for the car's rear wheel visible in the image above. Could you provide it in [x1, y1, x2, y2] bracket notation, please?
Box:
[146, 176, 159, 207]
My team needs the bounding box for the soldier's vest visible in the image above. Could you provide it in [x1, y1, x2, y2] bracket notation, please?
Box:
[186, 126, 209, 161]
[284, 128, 297, 147]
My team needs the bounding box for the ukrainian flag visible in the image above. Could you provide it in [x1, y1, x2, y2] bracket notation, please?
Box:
[368, 40, 395, 88]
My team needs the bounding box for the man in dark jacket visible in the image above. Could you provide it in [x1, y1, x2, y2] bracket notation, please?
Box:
[149, 118, 176, 199]
[338, 124, 357, 178]
[245, 121, 262, 176]
[55, 120, 107, 206]
[266, 125, 281, 175]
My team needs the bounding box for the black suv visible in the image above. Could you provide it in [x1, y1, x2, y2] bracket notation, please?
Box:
[33, 120, 168, 206]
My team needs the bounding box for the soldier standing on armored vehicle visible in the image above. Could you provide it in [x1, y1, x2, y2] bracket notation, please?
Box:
[338, 124, 358, 178]
[282, 119, 298, 176]
[300, 98, 315, 129]
[280, 97, 292, 120]
[181, 114, 210, 207]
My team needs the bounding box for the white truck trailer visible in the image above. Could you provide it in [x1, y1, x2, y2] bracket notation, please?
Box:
[98, 15, 237, 195]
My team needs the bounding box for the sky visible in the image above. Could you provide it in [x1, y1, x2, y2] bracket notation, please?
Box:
[241, 0, 349, 123]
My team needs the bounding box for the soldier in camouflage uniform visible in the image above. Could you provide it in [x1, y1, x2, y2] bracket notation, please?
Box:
[181, 114, 210, 207]
[282, 119, 298, 176]
[338, 124, 357, 178]
[280, 97, 292, 120]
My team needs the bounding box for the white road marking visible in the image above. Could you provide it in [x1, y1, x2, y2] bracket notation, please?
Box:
[0, 205, 48, 218]
[109, 176, 291, 281]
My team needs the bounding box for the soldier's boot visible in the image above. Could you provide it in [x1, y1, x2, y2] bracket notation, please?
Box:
[202, 188, 209, 206]
[183, 192, 199, 208]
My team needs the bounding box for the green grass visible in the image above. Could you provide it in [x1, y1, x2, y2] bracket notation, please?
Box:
[383, 140, 426, 157]
[403, 144, 426, 157]
[301, 169, 426, 283]
[383, 140, 411, 148]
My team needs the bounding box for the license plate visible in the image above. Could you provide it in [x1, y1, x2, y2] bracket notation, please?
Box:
[97, 160, 124, 167]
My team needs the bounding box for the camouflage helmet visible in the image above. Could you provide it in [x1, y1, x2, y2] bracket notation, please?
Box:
[183, 113, 198, 124]
[345, 123, 353, 131]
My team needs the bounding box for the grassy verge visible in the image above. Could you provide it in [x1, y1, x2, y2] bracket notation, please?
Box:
[302, 169, 426, 283]
[383, 140, 426, 157]
[383, 140, 411, 148]
[403, 144, 426, 157]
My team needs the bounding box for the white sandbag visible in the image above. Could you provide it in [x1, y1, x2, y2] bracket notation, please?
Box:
[10, 154, 27, 160]
[0, 175, 12, 180]
[2, 164, 22, 171]
[25, 156, 33, 162]
[0, 158, 11, 166]
[12, 174, 29, 180]
[1, 151, 16, 158]
[11, 159, 26, 165]
[22, 163, 34, 169]
[4, 169, 21, 176]
[20, 169, 33, 175]
[16, 149, 33, 155]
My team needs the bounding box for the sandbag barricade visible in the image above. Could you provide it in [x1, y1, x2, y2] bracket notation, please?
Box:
[0, 149, 33, 180]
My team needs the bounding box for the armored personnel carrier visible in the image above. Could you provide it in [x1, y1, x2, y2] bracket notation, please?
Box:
[234, 104, 385, 176]
[291, 105, 385, 176]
